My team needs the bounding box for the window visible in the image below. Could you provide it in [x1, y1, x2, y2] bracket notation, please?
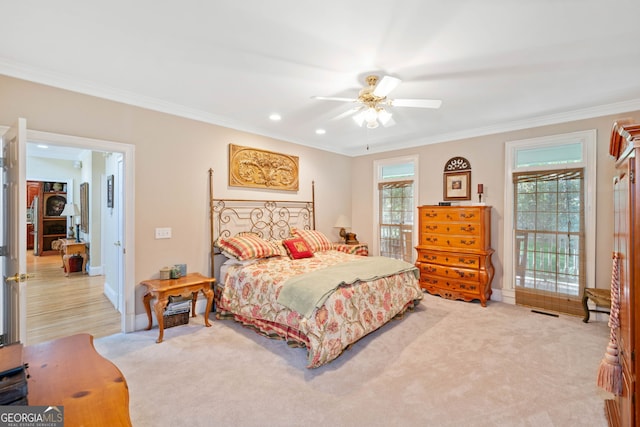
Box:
[379, 180, 414, 262]
[513, 168, 585, 314]
[373, 156, 418, 262]
[503, 130, 596, 314]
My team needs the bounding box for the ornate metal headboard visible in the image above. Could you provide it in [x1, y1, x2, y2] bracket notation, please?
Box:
[208, 169, 315, 276]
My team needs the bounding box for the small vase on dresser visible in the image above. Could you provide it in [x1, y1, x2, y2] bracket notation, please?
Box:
[415, 205, 494, 306]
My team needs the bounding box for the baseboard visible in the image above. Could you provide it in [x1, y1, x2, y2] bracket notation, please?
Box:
[496, 288, 516, 305]
[103, 282, 118, 309]
[87, 264, 104, 276]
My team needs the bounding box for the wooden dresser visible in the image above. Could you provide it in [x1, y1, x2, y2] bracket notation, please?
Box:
[605, 120, 640, 427]
[415, 205, 494, 306]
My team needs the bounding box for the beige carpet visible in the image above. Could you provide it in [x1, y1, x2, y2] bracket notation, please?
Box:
[95, 294, 612, 427]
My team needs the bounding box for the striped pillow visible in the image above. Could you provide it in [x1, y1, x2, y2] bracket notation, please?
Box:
[216, 234, 281, 261]
[292, 228, 332, 252]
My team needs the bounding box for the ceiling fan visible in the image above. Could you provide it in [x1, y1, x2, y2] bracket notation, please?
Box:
[313, 75, 442, 129]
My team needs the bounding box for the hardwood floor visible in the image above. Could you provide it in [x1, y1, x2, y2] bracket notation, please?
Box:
[26, 250, 121, 345]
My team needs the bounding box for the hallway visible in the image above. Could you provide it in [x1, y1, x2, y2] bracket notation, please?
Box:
[26, 250, 121, 345]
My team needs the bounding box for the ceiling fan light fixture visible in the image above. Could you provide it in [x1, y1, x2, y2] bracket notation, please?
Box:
[378, 108, 392, 125]
[364, 107, 378, 122]
[353, 111, 366, 127]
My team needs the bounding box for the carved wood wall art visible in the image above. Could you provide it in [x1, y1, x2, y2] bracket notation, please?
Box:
[228, 144, 299, 191]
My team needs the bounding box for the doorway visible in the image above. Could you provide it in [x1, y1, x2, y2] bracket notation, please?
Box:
[15, 125, 136, 342]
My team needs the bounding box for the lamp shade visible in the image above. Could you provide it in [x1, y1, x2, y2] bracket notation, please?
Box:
[334, 215, 351, 229]
[60, 203, 80, 217]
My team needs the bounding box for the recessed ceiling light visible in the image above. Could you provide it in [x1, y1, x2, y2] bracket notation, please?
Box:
[315, 129, 326, 135]
[269, 113, 281, 121]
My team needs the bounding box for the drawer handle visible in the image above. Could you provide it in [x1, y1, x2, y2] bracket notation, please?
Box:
[426, 237, 439, 244]
[425, 212, 437, 218]
[459, 258, 477, 266]
[425, 266, 437, 273]
[461, 225, 476, 233]
[460, 213, 476, 219]
[455, 270, 476, 279]
[425, 225, 438, 231]
[460, 239, 476, 246]
[423, 255, 437, 261]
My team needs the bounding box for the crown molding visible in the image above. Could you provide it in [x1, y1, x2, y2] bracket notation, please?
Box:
[3, 58, 640, 158]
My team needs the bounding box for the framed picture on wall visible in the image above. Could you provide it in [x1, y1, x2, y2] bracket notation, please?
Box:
[443, 171, 471, 201]
[80, 182, 89, 233]
[107, 175, 114, 208]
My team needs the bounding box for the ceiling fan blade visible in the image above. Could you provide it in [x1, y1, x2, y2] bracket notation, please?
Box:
[373, 76, 401, 97]
[312, 96, 356, 103]
[389, 98, 442, 109]
[382, 116, 396, 128]
[332, 106, 362, 121]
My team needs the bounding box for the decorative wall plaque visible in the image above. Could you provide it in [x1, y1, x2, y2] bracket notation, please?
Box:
[228, 144, 299, 191]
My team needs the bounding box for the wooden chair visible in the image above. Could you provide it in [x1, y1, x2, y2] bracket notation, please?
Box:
[582, 288, 611, 323]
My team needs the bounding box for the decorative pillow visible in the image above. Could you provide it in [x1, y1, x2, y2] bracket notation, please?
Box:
[215, 234, 281, 261]
[269, 239, 289, 257]
[292, 228, 332, 252]
[283, 237, 314, 259]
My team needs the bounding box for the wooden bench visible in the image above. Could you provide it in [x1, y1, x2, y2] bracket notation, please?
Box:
[582, 288, 611, 323]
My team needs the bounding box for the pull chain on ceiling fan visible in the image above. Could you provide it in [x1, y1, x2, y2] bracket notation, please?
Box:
[313, 75, 442, 129]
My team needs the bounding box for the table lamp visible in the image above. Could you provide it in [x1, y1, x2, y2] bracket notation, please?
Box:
[60, 203, 80, 240]
[334, 215, 351, 244]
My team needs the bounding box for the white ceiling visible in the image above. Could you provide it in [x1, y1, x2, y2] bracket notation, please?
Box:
[3, 1, 640, 157]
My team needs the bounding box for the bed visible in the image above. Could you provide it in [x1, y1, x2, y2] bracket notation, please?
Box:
[209, 178, 423, 368]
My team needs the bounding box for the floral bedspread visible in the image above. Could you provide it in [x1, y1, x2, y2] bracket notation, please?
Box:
[217, 250, 423, 368]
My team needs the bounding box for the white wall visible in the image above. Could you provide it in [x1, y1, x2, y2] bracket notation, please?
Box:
[351, 110, 640, 301]
[1, 74, 352, 317]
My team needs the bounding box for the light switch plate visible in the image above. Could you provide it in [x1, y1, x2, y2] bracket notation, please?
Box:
[155, 227, 172, 239]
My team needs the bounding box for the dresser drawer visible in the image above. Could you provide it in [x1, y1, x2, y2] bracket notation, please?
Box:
[421, 222, 482, 236]
[420, 207, 482, 223]
[419, 275, 481, 294]
[419, 233, 484, 250]
[416, 251, 480, 269]
[419, 263, 480, 282]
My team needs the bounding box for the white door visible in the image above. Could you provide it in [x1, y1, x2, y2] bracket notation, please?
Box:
[1, 118, 28, 344]
[116, 158, 124, 313]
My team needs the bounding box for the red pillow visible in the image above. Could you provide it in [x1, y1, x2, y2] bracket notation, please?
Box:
[283, 237, 313, 259]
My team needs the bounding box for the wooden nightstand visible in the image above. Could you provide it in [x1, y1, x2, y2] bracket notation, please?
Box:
[141, 272, 215, 343]
[332, 242, 368, 256]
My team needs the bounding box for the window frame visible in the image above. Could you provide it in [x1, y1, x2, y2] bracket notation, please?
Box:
[372, 155, 419, 261]
[502, 130, 596, 304]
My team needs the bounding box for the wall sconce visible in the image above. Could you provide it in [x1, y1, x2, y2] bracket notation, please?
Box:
[477, 183, 484, 204]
